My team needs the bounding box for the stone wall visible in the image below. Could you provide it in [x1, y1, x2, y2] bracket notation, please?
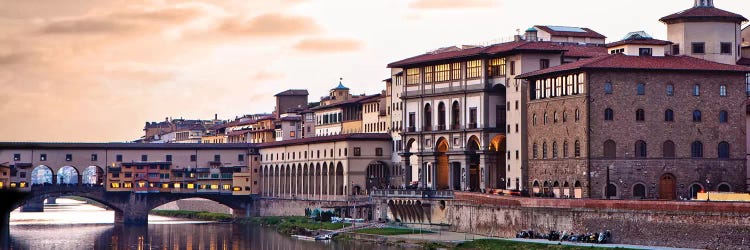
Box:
[447, 192, 750, 250]
[254, 198, 371, 219]
[153, 198, 233, 214]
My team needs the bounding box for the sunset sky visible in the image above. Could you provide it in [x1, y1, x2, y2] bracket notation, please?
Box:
[0, 0, 747, 142]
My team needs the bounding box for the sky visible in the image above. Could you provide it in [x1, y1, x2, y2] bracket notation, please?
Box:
[0, 0, 747, 142]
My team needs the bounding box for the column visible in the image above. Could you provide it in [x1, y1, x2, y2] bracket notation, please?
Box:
[480, 153, 489, 192]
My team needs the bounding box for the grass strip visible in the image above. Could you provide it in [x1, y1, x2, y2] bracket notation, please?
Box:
[353, 227, 435, 235]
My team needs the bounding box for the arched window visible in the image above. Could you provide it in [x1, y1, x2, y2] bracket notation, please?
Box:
[437, 102, 446, 130]
[606, 183, 618, 198]
[424, 103, 432, 131]
[451, 101, 460, 129]
[563, 111, 568, 122]
[533, 143, 539, 159]
[604, 82, 613, 94]
[553, 111, 558, 123]
[719, 110, 728, 123]
[693, 84, 700, 96]
[633, 183, 646, 199]
[544, 112, 548, 124]
[532, 114, 537, 126]
[691, 141, 703, 158]
[718, 141, 730, 159]
[635, 140, 647, 158]
[664, 109, 674, 122]
[574, 140, 581, 157]
[692, 110, 701, 122]
[563, 141, 569, 158]
[635, 109, 645, 121]
[603, 140, 616, 158]
[662, 140, 675, 158]
[542, 142, 548, 159]
[718, 183, 731, 192]
[719, 85, 727, 97]
[666, 84, 674, 96]
[637, 83, 645, 95]
[604, 108, 614, 121]
[552, 141, 558, 158]
[575, 109, 580, 121]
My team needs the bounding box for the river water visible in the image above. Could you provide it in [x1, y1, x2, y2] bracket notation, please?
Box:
[9, 198, 396, 250]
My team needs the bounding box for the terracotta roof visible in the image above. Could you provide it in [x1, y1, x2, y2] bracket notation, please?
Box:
[257, 133, 391, 148]
[606, 38, 672, 48]
[534, 25, 606, 39]
[279, 116, 302, 121]
[275, 89, 309, 96]
[659, 7, 747, 24]
[388, 41, 606, 68]
[310, 94, 381, 111]
[227, 130, 251, 136]
[0, 142, 255, 150]
[517, 54, 750, 79]
[737, 57, 750, 66]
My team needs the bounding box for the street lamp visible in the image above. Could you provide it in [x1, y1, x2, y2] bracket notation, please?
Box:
[705, 179, 711, 202]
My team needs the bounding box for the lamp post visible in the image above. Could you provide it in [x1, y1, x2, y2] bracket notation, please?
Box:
[705, 179, 711, 202]
[605, 165, 611, 200]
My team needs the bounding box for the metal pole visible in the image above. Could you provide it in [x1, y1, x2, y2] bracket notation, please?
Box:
[605, 165, 610, 199]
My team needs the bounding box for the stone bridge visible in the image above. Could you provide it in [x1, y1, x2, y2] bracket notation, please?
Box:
[11, 185, 254, 225]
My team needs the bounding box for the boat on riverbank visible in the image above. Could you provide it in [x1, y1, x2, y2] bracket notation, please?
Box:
[291, 234, 333, 241]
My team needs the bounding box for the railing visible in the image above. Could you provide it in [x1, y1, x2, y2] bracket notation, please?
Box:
[437, 124, 446, 130]
[370, 189, 454, 199]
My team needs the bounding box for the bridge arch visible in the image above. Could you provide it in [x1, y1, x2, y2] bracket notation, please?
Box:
[82, 166, 105, 186]
[31, 165, 54, 185]
[57, 166, 80, 185]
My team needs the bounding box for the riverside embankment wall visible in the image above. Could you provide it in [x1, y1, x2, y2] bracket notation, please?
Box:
[254, 198, 369, 218]
[448, 192, 750, 250]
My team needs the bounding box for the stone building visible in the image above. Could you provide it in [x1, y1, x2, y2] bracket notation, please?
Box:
[520, 53, 749, 199]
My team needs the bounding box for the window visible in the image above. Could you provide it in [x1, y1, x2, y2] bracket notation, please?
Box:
[434, 64, 450, 81]
[141, 155, 147, 161]
[553, 112, 558, 123]
[663, 140, 675, 158]
[720, 42, 732, 54]
[66, 154, 72, 161]
[574, 140, 581, 157]
[437, 102, 446, 130]
[691, 42, 705, 54]
[466, 60, 481, 78]
[633, 184, 646, 199]
[563, 141, 569, 158]
[637, 83, 645, 95]
[719, 110, 729, 123]
[451, 101, 460, 129]
[423, 66, 433, 83]
[543, 112, 548, 124]
[604, 82, 613, 94]
[424, 104, 432, 131]
[542, 142, 547, 159]
[375, 148, 383, 156]
[353, 147, 361, 156]
[693, 84, 700, 96]
[408, 112, 416, 131]
[603, 140, 616, 158]
[635, 140, 647, 158]
[665, 84, 674, 96]
[718, 142, 730, 159]
[40, 154, 47, 161]
[13, 154, 20, 161]
[451, 62, 461, 80]
[639, 48, 652, 56]
[166, 155, 172, 162]
[691, 141, 703, 158]
[563, 111, 568, 123]
[693, 110, 702, 122]
[664, 109, 674, 122]
[116, 154, 123, 162]
[190, 155, 197, 161]
[469, 108, 478, 128]
[575, 109, 580, 121]
[290, 131, 296, 137]
[406, 68, 420, 84]
[510, 61, 516, 75]
[539, 59, 550, 69]
[238, 154, 245, 161]
[604, 108, 614, 121]
[719, 85, 727, 97]
[552, 141, 558, 158]
[672, 44, 680, 55]
[532, 143, 538, 159]
[488, 58, 506, 77]
[635, 109, 645, 121]
[532, 114, 537, 126]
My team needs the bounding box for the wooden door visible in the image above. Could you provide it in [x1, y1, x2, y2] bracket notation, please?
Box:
[659, 174, 676, 200]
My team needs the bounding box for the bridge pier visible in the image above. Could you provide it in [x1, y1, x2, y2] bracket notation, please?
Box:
[0, 190, 29, 250]
[46, 196, 57, 205]
[20, 197, 44, 212]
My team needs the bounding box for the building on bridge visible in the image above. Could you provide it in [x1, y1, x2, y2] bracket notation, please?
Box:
[0, 163, 8, 189]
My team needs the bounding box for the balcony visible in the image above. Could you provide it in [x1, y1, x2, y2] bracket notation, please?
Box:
[370, 189, 454, 199]
[437, 124, 446, 131]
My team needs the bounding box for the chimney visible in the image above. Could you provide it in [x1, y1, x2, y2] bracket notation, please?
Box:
[514, 35, 524, 42]
[215, 113, 218, 120]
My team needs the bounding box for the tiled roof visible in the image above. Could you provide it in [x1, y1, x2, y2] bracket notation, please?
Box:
[737, 57, 750, 66]
[275, 89, 309, 96]
[517, 54, 750, 79]
[310, 94, 381, 111]
[227, 130, 251, 136]
[606, 38, 672, 48]
[659, 7, 747, 24]
[559, 44, 607, 58]
[0, 142, 255, 150]
[534, 25, 607, 39]
[388, 41, 605, 68]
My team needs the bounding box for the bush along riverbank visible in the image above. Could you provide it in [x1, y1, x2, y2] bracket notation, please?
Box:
[242, 216, 351, 235]
[150, 210, 233, 222]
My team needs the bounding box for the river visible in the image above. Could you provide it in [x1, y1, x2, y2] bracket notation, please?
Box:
[9, 198, 396, 250]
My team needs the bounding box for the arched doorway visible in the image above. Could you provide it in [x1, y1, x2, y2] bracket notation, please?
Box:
[31, 165, 53, 185]
[82, 166, 104, 186]
[489, 135, 506, 189]
[573, 181, 583, 198]
[57, 166, 79, 185]
[659, 174, 676, 200]
[435, 138, 450, 190]
[366, 161, 390, 191]
[606, 183, 618, 199]
[717, 183, 731, 192]
[336, 163, 344, 195]
[688, 183, 703, 199]
[633, 183, 646, 199]
[466, 137, 481, 192]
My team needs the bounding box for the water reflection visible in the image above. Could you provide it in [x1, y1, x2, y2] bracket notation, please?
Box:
[10, 199, 395, 250]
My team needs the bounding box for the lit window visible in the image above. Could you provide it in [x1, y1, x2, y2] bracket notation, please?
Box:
[719, 85, 727, 97]
[124, 182, 132, 188]
[187, 183, 195, 189]
[666, 85, 674, 96]
[466, 60, 482, 78]
[223, 184, 231, 190]
[111, 183, 121, 188]
[604, 83, 613, 94]
[211, 184, 219, 190]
